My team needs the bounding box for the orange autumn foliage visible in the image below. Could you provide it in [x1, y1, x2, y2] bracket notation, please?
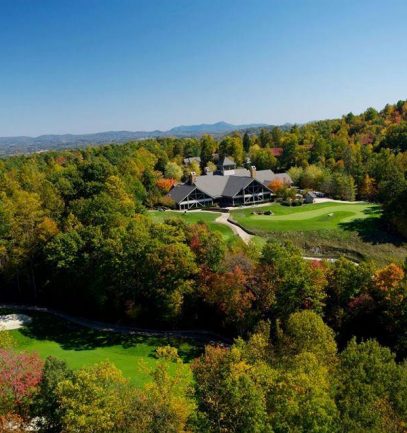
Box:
[0, 413, 26, 433]
[156, 178, 176, 193]
[268, 178, 284, 192]
[373, 264, 405, 292]
[373, 263, 406, 304]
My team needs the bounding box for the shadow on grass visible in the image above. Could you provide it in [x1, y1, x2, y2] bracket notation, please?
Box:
[18, 312, 202, 363]
[339, 206, 405, 246]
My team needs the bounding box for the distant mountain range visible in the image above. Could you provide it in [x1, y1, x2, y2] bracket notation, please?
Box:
[168, 121, 268, 135]
[0, 121, 288, 156]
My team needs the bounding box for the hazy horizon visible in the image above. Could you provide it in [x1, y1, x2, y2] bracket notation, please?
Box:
[1, 0, 407, 136]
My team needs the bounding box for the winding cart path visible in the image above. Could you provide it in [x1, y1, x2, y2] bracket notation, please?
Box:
[215, 212, 253, 244]
[215, 211, 356, 263]
[0, 304, 231, 344]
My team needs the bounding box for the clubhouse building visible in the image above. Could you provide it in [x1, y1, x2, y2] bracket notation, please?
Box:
[168, 156, 292, 210]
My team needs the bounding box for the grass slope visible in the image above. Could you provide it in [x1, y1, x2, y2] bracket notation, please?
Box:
[4, 311, 200, 387]
[149, 210, 235, 241]
[231, 202, 380, 232]
[231, 202, 407, 265]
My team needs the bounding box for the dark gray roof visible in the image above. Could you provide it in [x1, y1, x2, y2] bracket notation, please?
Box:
[169, 168, 287, 202]
[195, 176, 229, 198]
[222, 176, 253, 197]
[306, 191, 317, 198]
[195, 175, 272, 198]
[270, 173, 293, 185]
[167, 184, 196, 203]
[195, 170, 289, 196]
[253, 169, 275, 184]
[234, 168, 251, 176]
[220, 168, 280, 185]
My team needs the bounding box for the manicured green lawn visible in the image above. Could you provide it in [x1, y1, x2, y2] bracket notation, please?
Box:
[4, 311, 200, 387]
[149, 210, 235, 241]
[230, 202, 381, 232]
[231, 202, 407, 266]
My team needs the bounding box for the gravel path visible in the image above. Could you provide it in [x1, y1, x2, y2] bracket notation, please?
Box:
[314, 198, 367, 204]
[215, 212, 253, 244]
[215, 212, 359, 263]
[0, 304, 231, 344]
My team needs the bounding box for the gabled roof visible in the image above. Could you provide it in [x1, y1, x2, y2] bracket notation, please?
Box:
[195, 175, 272, 198]
[271, 173, 293, 184]
[168, 167, 288, 203]
[222, 176, 254, 197]
[233, 168, 251, 176]
[167, 184, 197, 203]
[194, 176, 228, 198]
[253, 169, 275, 184]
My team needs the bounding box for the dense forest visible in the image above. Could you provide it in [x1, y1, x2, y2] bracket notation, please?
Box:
[1, 100, 407, 431]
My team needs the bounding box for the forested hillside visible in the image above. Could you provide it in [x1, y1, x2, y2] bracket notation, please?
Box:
[0, 100, 407, 431]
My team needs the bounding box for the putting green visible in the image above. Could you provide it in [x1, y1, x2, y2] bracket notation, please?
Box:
[230, 202, 381, 232]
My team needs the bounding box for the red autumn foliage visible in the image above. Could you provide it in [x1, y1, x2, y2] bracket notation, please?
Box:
[54, 155, 67, 166]
[309, 259, 328, 272]
[191, 345, 228, 376]
[271, 147, 284, 157]
[201, 265, 254, 326]
[348, 293, 376, 314]
[189, 234, 201, 251]
[360, 134, 374, 145]
[0, 350, 43, 410]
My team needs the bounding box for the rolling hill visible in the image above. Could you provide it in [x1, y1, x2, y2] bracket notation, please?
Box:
[0, 121, 274, 156]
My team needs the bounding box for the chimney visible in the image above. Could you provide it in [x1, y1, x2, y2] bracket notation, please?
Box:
[204, 166, 213, 176]
[189, 171, 197, 185]
[249, 166, 256, 178]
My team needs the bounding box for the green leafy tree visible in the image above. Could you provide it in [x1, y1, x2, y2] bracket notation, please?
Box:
[270, 127, 283, 147]
[336, 339, 407, 433]
[219, 136, 244, 166]
[164, 161, 183, 181]
[325, 258, 373, 332]
[269, 352, 339, 433]
[192, 345, 271, 433]
[283, 310, 337, 367]
[243, 132, 251, 153]
[259, 128, 272, 148]
[200, 135, 217, 168]
[280, 136, 298, 169]
[33, 357, 73, 433]
[251, 149, 277, 170]
[124, 363, 194, 433]
[57, 361, 129, 433]
[258, 241, 327, 319]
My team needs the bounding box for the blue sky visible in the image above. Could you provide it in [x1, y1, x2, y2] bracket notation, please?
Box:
[1, 0, 406, 136]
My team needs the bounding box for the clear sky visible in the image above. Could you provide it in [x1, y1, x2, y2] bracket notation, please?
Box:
[1, 0, 406, 136]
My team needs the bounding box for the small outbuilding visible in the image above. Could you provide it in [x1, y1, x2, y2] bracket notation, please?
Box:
[304, 191, 317, 203]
